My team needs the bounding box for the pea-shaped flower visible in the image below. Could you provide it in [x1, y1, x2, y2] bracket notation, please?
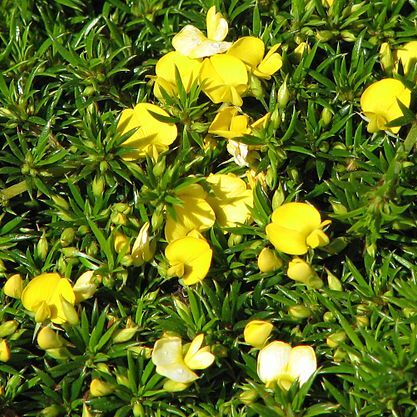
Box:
[206, 173, 253, 228]
[165, 183, 215, 243]
[165, 235, 212, 285]
[117, 103, 177, 160]
[172, 6, 232, 58]
[360, 78, 411, 134]
[395, 41, 417, 77]
[227, 36, 282, 80]
[199, 55, 248, 106]
[153, 51, 202, 100]
[152, 334, 215, 391]
[257, 341, 317, 390]
[21, 273, 76, 324]
[265, 202, 330, 255]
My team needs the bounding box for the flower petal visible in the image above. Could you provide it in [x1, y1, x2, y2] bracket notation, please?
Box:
[271, 202, 321, 234]
[152, 336, 183, 367]
[156, 363, 199, 383]
[287, 345, 317, 385]
[257, 341, 291, 384]
[206, 6, 228, 41]
[265, 223, 309, 255]
[227, 37, 265, 68]
[21, 273, 61, 312]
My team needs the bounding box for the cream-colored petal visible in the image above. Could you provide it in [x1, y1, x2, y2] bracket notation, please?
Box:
[257, 341, 291, 384]
[287, 345, 317, 385]
[156, 363, 198, 383]
[152, 336, 183, 367]
[185, 350, 215, 370]
[184, 334, 204, 364]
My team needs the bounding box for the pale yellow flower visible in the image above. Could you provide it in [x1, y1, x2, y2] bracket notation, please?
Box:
[152, 334, 215, 391]
[257, 341, 317, 390]
[395, 41, 417, 77]
[172, 6, 232, 58]
[257, 247, 283, 273]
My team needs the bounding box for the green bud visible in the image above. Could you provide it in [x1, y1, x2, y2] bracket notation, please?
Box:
[270, 107, 281, 130]
[60, 228, 75, 247]
[61, 247, 77, 258]
[228, 233, 243, 248]
[36, 232, 49, 261]
[356, 315, 369, 327]
[320, 107, 333, 126]
[99, 160, 109, 173]
[86, 241, 99, 257]
[152, 157, 166, 177]
[132, 402, 145, 417]
[248, 73, 264, 99]
[39, 404, 65, 417]
[288, 305, 312, 319]
[316, 30, 334, 42]
[239, 389, 258, 405]
[271, 185, 285, 210]
[0, 320, 19, 338]
[45, 347, 71, 360]
[277, 77, 290, 108]
[151, 206, 164, 230]
[113, 327, 138, 344]
[323, 311, 335, 322]
[333, 347, 346, 362]
[340, 31, 355, 42]
[115, 373, 130, 388]
[92, 175, 105, 198]
[51, 195, 69, 210]
[326, 331, 346, 348]
[77, 225, 90, 236]
[326, 269, 343, 291]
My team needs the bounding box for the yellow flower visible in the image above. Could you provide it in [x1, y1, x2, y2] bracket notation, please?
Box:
[153, 51, 202, 99]
[360, 78, 411, 134]
[208, 106, 250, 139]
[165, 235, 212, 285]
[165, 183, 215, 242]
[152, 334, 215, 391]
[3, 273, 24, 299]
[172, 6, 232, 58]
[37, 327, 65, 350]
[257, 247, 283, 273]
[206, 173, 253, 228]
[395, 41, 417, 77]
[265, 202, 330, 255]
[286, 258, 322, 288]
[21, 273, 76, 324]
[244, 320, 273, 348]
[89, 379, 115, 397]
[257, 341, 317, 390]
[117, 103, 177, 160]
[227, 36, 282, 79]
[199, 55, 248, 106]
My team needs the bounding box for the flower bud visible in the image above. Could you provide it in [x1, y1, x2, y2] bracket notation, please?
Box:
[356, 315, 369, 327]
[45, 347, 71, 360]
[39, 404, 65, 417]
[243, 320, 273, 348]
[380, 42, 394, 74]
[114, 231, 130, 254]
[51, 195, 69, 211]
[92, 175, 105, 198]
[320, 107, 333, 126]
[82, 403, 93, 417]
[323, 311, 335, 322]
[0, 339, 11, 362]
[152, 156, 166, 178]
[3, 274, 24, 298]
[239, 389, 258, 404]
[89, 378, 115, 397]
[133, 402, 145, 417]
[316, 30, 334, 42]
[0, 320, 19, 338]
[293, 42, 310, 61]
[340, 31, 355, 42]
[73, 271, 99, 303]
[60, 296, 79, 325]
[326, 331, 346, 348]
[277, 77, 290, 108]
[60, 228, 75, 247]
[288, 305, 312, 320]
[326, 269, 342, 291]
[37, 327, 65, 350]
[333, 347, 346, 362]
[112, 326, 138, 344]
[36, 232, 49, 261]
[287, 258, 317, 286]
[270, 106, 281, 130]
[248, 73, 264, 99]
[131, 222, 155, 266]
[257, 247, 283, 272]
[115, 373, 130, 388]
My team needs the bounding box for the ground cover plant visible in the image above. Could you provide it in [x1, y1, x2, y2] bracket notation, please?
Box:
[1, 0, 417, 415]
